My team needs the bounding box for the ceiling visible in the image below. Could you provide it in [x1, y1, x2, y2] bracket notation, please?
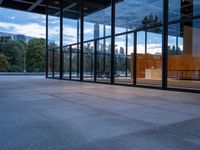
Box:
[0, 0, 116, 19]
[0, 0, 49, 15]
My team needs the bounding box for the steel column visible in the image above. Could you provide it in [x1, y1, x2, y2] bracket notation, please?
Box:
[162, 0, 169, 90]
[125, 29, 128, 77]
[111, 0, 115, 84]
[59, 0, 63, 79]
[145, 30, 147, 54]
[45, 4, 48, 78]
[94, 40, 97, 82]
[52, 49, 55, 78]
[133, 32, 137, 85]
[103, 25, 106, 72]
[69, 46, 72, 80]
[80, 0, 84, 81]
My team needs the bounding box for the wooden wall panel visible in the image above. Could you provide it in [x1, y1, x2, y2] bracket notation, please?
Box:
[131, 54, 200, 79]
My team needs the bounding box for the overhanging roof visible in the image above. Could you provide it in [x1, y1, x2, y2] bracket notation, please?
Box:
[0, 0, 49, 15]
[0, 0, 117, 19]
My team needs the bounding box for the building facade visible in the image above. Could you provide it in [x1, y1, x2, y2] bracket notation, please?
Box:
[46, 0, 200, 93]
[0, 0, 199, 92]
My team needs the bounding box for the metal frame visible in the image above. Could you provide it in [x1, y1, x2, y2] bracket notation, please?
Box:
[52, 49, 55, 78]
[45, 4, 48, 78]
[111, 0, 115, 84]
[46, 0, 200, 93]
[133, 31, 137, 86]
[125, 29, 128, 77]
[80, 0, 84, 81]
[69, 45, 72, 80]
[60, 0, 63, 80]
[162, 0, 168, 90]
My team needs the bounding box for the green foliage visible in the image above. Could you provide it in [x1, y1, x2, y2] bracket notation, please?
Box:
[115, 47, 126, 72]
[0, 53, 9, 72]
[83, 43, 93, 72]
[168, 45, 182, 55]
[26, 38, 45, 72]
[0, 36, 11, 43]
[139, 14, 162, 33]
[0, 40, 25, 71]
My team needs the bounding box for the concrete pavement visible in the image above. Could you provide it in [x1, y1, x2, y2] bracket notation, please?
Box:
[0, 76, 199, 150]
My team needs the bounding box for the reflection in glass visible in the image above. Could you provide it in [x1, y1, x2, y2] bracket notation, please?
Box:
[83, 42, 94, 81]
[62, 0, 80, 80]
[48, 4, 60, 78]
[96, 38, 111, 83]
[54, 48, 60, 78]
[167, 1, 200, 90]
[136, 28, 163, 87]
[114, 33, 134, 84]
[48, 50, 53, 78]
[63, 46, 70, 79]
[71, 44, 80, 80]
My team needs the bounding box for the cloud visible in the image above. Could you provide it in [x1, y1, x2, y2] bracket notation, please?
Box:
[0, 21, 45, 38]
[114, 40, 162, 55]
[84, 28, 93, 34]
[30, 15, 46, 20]
[137, 43, 162, 54]
[63, 26, 78, 44]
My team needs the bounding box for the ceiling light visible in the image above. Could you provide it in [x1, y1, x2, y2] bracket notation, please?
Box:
[54, 1, 60, 4]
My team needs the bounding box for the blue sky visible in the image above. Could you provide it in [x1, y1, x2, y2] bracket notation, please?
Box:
[0, 6, 182, 54]
[0, 7, 46, 38]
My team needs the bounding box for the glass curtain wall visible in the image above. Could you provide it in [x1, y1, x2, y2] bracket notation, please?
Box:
[115, 1, 134, 85]
[47, 2, 60, 78]
[71, 44, 80, 80]
[46, 0, 200, 92]
[115, 0, 163, 87]
[62, 0, 80, 80]
[54, 47, 60, 78]
[168, 0, 200, 90]
[47, 49, 53, 78]
[83, 0, 112, 83]
[83, 42, 94, 81]
[96, 37, 111, 82]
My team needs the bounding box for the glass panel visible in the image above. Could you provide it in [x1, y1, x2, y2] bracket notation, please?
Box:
[168, 21, 200, 90]
[115, 35, 126, 83]
[71, 44, 80, 80]
[96, 38, 111, 83]
[48, 50, 53, 78]
[83, 0, 112, 83]
[48, 4, 60, 78]
[83, 42, 94, 81]
[63, 46, 70, 79]
[128, 33, 134, 84]
[62, 0, 80, 79]
[136, 28, 163, 87]
[114, 33, 134, 85]
[168, 0, 200, 90]
[54, 48, 60, 78]
[115, 0, 163, 34]
[83, 1, 111, 41]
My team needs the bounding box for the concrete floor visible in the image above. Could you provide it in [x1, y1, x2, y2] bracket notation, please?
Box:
[0, 76, 200, 150]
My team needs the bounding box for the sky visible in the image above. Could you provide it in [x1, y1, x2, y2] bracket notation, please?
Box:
[0, 7, 182, 55]
[0, 7, 46, 38]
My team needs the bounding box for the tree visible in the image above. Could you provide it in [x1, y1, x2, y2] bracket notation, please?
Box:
[0, 36, 11, 43]
[0, 53, 9, 72]
[26, 38, 45, 72]
[0, 40, 25, 72]
[48, 42, 57, 50]
[168, 45, 182, 55]
[139, 14, 162, 33]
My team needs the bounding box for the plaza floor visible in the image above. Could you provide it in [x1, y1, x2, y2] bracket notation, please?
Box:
[0, 76, 200, 150]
